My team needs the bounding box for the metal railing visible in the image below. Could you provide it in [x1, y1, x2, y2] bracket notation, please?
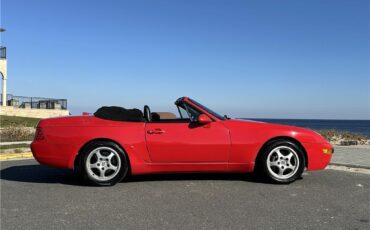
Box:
[0, 47, 5, 59]
[0, 94, 68, 110]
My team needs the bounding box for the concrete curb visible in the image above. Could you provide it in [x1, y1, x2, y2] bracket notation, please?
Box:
[326, 165, 370, 175]
[0, 152, 33, 161]
[329, 163, 370, 170]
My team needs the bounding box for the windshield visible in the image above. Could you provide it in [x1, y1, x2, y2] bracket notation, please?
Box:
[189, 99, 225, 120]
[177, 103, 200, 121]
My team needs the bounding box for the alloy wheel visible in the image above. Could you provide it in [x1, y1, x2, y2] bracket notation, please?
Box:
[85, 147, 121, 182]
[266, 146, 300, 180]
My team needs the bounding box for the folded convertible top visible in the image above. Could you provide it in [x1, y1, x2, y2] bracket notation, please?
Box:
[94, 106, 144, 122]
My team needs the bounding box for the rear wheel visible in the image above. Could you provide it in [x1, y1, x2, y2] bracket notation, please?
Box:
[257, 140, 305, 184]
[79, 141, 129, 186]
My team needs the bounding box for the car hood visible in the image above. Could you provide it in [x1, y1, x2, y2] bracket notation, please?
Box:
[231, 118, 310, 131]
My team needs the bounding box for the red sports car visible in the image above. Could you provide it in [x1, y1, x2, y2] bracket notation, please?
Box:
[31, 97, 333, 186]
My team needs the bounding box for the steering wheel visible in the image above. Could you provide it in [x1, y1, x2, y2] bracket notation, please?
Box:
[143, 105, 151, 122]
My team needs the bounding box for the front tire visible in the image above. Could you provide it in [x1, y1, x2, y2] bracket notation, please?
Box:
[79, 141, 129, 186]
[257, 140, 305, 184]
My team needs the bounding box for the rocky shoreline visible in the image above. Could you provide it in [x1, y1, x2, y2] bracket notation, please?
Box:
[316, 129, 369, 146]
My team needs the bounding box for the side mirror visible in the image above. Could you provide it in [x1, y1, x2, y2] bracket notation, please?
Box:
[197, 114, 212, 125]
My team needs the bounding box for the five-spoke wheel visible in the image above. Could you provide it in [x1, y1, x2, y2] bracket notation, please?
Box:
[86, 147, 121, 182]
[257, 140, 305, 183]
[267, 146, 300, 180]
[79, 141, 129, 186]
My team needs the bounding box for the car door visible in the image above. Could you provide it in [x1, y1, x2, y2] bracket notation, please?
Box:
[145, 121, 230, 163]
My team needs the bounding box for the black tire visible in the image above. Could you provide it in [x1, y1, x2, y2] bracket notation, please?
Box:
[256, 140, 305, 184]
[79, 141, 129, 186]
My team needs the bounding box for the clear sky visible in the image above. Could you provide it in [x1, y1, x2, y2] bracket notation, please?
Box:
[1, 0, 369, 119]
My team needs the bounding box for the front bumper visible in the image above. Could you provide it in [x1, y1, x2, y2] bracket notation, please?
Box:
[303, 142, 333, 171]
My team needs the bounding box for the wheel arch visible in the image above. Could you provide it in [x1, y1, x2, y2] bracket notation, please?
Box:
[74, 138, 131, 174]
[255, 136, 308, 169]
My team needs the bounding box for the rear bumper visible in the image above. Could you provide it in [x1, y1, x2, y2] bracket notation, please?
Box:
[31, 140, 75, 169]
[303, 142, 333, 171]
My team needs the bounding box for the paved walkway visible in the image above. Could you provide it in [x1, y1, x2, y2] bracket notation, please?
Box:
[331, 146, 370, 169]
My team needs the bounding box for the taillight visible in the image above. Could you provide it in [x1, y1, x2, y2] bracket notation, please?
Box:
[34, 127, 45, 140]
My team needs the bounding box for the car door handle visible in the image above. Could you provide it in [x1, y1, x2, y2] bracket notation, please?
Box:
[147, 129, 165, 134]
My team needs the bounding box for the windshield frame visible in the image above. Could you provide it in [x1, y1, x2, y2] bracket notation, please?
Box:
[188, 98, 225, 121]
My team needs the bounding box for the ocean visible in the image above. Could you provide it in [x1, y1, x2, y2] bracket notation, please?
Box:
[244, 119, 370, 138]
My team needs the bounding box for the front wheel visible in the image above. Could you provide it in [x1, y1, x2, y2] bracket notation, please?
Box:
[79, 141, 129, 186]
[257, 140, 305, 184]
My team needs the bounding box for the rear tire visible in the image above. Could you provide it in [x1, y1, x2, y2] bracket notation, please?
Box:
[79, 141, 129, 186]
[257, 140, 305, 184]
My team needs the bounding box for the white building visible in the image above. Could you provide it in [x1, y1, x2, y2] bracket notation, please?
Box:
[0, 28, 7, 106]
[0, 28, 70, 118]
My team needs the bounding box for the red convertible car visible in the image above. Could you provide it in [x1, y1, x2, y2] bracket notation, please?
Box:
[31, 97, 333, 186]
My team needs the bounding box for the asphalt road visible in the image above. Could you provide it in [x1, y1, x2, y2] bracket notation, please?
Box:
[1, 160, 369, 230]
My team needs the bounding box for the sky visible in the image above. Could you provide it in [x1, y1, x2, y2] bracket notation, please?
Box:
[1, 0, 369, 119]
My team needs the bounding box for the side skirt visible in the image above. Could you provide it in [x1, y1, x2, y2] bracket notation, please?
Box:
[130, 162, 253, 175]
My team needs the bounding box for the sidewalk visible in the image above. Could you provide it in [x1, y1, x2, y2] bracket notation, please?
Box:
[0, 141, 32, 160]
[331, 146, 370, 169]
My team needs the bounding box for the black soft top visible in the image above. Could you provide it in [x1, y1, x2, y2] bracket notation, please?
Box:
[94, 106, 144, 122]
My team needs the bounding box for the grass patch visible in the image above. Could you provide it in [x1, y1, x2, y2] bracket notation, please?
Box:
[0, 115, 41, 128]
[0, 143, 30, 150]
[14, 149, 25, 153]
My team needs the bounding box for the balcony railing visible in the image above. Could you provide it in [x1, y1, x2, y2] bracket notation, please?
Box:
[0, 46, 5, 59]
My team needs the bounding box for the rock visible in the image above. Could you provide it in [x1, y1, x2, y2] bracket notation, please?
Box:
[340, 140, 358, 146]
